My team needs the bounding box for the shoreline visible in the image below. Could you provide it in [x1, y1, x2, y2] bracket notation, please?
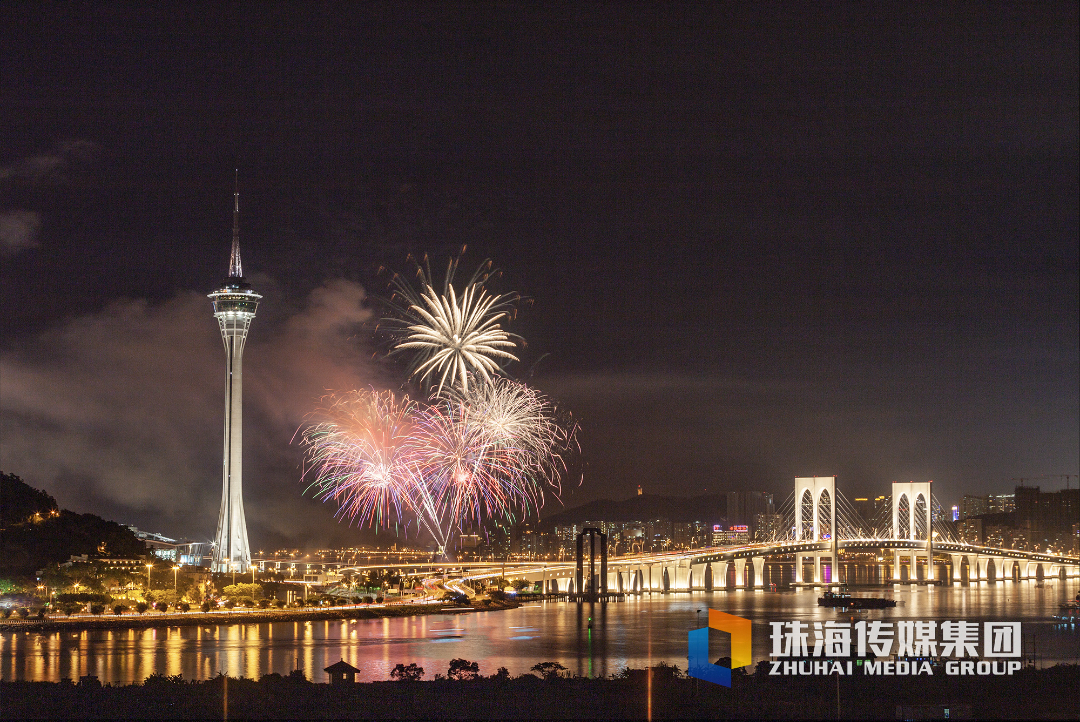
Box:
[0, 599, 520, 634]
[2, 663, 1076, 719]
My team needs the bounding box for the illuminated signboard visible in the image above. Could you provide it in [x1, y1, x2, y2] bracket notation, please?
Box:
[712, 524, 722, 533]
[729, 525, 748, 532]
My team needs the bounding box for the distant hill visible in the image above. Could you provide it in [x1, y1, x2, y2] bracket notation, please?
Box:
[1, 471, 59, 528]
[539, 493, 727, 528]
[0, 472, 148, 579]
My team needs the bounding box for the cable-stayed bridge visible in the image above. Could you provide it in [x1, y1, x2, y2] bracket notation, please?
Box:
[261, 477, 1078, 596]
[450, 477, 1080, 595]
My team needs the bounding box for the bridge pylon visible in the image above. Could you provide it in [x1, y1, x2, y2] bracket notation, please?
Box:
[794, 476, 837, 584]
[891, 481, 933, 582]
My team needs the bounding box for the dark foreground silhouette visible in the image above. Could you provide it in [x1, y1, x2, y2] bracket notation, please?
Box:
[2, 662, 1077, 719]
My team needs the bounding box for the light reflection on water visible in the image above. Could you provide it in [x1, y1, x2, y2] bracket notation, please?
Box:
[2, 582, 1077, 684]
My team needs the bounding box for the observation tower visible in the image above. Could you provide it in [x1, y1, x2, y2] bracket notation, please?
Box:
[208, 176, 261, 574]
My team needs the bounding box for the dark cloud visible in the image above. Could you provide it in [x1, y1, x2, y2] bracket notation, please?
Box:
[0, 210, 41, 254]
[0, 279, 385, 549]
[0, 140, 101, 255]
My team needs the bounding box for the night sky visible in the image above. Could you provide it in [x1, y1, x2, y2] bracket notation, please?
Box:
[2, 3, 1077, 549]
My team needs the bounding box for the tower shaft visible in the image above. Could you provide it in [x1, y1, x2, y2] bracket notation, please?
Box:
[209, 177, 260, 574]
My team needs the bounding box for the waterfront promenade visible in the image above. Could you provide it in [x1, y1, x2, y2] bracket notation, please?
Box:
[0, 598, 518, 634]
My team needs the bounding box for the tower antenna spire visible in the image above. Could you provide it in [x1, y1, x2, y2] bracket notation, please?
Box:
[229, 169, 242, 278]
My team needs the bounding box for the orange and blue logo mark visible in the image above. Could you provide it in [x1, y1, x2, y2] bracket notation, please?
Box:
[687, 610, 752, 687]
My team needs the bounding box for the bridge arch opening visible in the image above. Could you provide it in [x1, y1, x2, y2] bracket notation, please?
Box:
[897, 494, 911, 539]
[818, 489, 832, 540]
[914, 494, 928, 540]
[800, 489, 815, 539]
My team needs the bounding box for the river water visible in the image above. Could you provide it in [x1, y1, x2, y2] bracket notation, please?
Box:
[2, 581, 1077, 684]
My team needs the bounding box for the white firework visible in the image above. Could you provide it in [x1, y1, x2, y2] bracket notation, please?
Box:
[384, 256, 521, 396]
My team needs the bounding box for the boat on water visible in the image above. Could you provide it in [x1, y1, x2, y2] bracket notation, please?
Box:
[818, 587, 896, 609]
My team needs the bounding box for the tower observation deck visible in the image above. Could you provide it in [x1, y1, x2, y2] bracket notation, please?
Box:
[208, 177, 261, 574]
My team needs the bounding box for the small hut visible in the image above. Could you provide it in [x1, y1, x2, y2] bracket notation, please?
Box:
[324, 658, 361, 685]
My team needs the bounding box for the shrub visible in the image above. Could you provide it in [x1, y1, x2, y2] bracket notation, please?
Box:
[258, 598, 270, 609]
[374, 596, 384, 604]
[361, 596, 374, 604]
[390, 663, 424, 682]
[113, 604, 128, 616]
[0, 608, 11, 619]
[447, 658, 480, 681]
[488, 589, 506, 602]
[154, 601, 168, 613]
[89, 603, 105, 615]
[179, 602, 190, 613]
[15, 607, 30, 619]
[241, 597, 255, 608]
[223, 599, 236, 609]
[274, 599, 286, 609]
[200, 601, 211, 613]
[135, 602, 149, 614]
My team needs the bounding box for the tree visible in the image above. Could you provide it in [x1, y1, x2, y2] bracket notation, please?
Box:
[531, 662, 568, 680]
[221, 583, 262, 599]
[390, 663, 424, 682]
[200, 601, 211, 613]
[491, 666, 510, 681]
[89, 603, 104, 615]
[135, 602, 149, 614]
[447, 658, 480, 681]
[113, 604, 128, 616]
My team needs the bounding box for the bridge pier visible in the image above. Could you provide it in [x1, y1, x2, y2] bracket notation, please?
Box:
[716, 561, 729, 590]
[950, 554, 964, 583]
[752, 557, 765, 588]
[734, 559, 747, 589]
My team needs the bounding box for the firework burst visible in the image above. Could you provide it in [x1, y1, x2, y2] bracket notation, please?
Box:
[383, 255, 520, 396]
[298, 389, 423, 529]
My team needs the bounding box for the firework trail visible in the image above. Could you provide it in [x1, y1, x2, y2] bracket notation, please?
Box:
[382, 255, 520, 396]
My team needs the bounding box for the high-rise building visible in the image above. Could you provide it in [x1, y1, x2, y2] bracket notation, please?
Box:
[754, 513, 785, 542]
[209, 178, 261, 574]
[961, 494, 988, 520]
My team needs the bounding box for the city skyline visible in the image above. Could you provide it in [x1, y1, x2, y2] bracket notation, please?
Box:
[0, 3, 1076, 551]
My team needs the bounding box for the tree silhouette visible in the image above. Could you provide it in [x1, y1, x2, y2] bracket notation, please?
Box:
[447, 658, 480, 681]
[390, 663, 424, 682]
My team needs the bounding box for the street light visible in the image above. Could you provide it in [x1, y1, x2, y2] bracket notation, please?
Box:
[173, 565, 180, 592]
[251, 564, 257, 584]
[146, 563, 153, 591]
